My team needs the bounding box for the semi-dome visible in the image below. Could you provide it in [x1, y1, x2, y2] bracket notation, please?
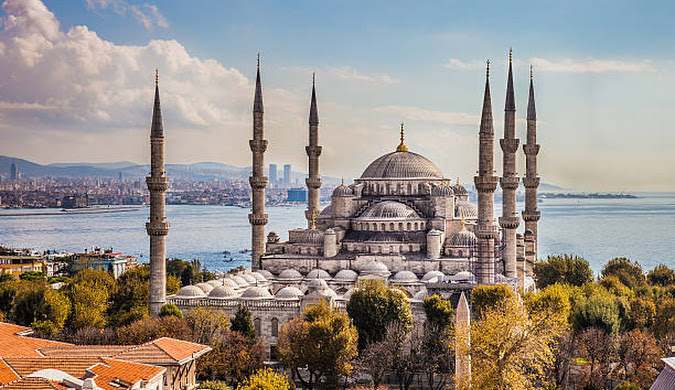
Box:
[241, 286, 273, 300]
[421, 270, 445, 283]
[360, 151, 444, 179]
[297, 229, 323, 245]
[277, 268, 303, 281]
[431, 184, 454, 196]
[359, 201, 419, 220]
[275, 286, 304, 300]
[333, 269, 358, 282]
[392, 270, 419, 283]
[332, 184, 354, 197]
[455, 201, 478, 219]
[306, 269, 331, 280]
[175, 285, 206, 299]
[319, 205, 332, 217]
[208, 285, 237, 299]
[449, 229, 477, 247]
[195, 282, 214, 294]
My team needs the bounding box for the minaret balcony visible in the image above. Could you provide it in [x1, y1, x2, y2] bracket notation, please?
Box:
[522, 210, 541, 222]
[499, 216, 521, 229]
[305, 177, 322, 188]
[523, 144, 540, 155]
[249, 139, 268, 153]
[146, 176, 169, 192]
[249, 176, 268, 189]
[146, 221, 170, 236]
[500, 139, 520, 153]
[522, 177, 540, 188]
[305, 146, 322, 157]
[499, 176, 520, 190]
[249, 213, 269, 226]
[473, 176, 499, 192]
[475, 223, 499, 239]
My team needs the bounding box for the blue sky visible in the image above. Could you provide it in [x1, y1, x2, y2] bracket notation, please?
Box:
[0, 0, 674, 190]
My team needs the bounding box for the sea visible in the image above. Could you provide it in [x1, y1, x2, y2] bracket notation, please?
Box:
[1, 193, 674, 274]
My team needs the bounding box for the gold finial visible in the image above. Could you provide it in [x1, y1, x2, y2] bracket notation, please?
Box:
[155, 69, 158, 86]
[396, 122, 409, 152]
[530, 64, 533, 80]
[509, 48, 512, 64]
[486, 59, 490, 77]
[312, 72, 316, 85]
[341, 177, 345, 186]
[257, 53, 260, 68]
[460, 209, 466, 231]
[311, 209, 316, 229]
[456, 177, 460, 186]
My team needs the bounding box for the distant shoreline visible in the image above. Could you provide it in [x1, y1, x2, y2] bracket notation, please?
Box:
[0, 206, 142, 217]
[539, 192, 638, 199]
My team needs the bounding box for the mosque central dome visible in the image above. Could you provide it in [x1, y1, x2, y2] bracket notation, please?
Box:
[359, 201, 420, 219]
[359, 151, 444, 179]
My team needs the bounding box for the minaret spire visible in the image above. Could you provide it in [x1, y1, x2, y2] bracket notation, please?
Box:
[249, 56, 269, 269]
[474, 60, 499, 284]
[500, 49, 521, 279]
[305, 73, 322, 227]
[146, 69, 170, 316]
[522, 65, 541, 284]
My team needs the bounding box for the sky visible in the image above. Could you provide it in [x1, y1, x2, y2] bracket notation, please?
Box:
[0, 0, 674, 191]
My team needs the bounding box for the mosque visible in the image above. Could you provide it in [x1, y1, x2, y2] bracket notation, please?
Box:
[154, 52, 541, 356]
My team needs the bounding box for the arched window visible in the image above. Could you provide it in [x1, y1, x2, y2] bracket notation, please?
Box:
[409, 245, 414, 252]
[398, 222, 403, 230]
[414, 222, 418, 230]
[407, 183, 412, 194]
[381, 223, 386, 231]
[389, 223, 394, 230]
[373, 223, 378, 231]
[271, 318, 279, 337]
[254, 318, 261, 335]
[407, 222, 411, 230]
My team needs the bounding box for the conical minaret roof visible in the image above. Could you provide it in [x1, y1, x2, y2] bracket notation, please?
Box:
[480, 61, 494, 134]
[253, 55, 264, 113]
[505, 49, 515, 112]
[309, 73, 318, 125]
[151, 70, 164, 138]
[527, 66, 536, 121]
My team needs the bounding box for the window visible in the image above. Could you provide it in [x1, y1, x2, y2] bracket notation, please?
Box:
[271, 318, 279, 337]
[254, 318, 261, 335]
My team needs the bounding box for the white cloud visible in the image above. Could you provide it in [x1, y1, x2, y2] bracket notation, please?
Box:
[328, 66, 398, 84]
[530, 57, 656, 73]
[444, 58, 486, 70]
[86, 0, 168, 31]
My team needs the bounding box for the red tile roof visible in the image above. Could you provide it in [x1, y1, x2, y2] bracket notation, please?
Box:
[0, 358, 104, 378]
[90, 358, 164, 385]
[0, 378, 68, 390]
[0, 323, 70, 358]
[0, 360, 20, 385]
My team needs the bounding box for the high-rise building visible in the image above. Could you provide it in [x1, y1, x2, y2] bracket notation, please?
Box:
[10, 162, 17, 180]
[283, 164, 291, 186]
[269, 164, 277, 185]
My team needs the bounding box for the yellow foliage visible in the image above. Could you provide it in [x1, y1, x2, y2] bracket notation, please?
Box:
[236, 368, 291, 390]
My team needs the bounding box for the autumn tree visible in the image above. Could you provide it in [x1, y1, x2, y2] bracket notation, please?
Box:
[278, 300, 358, 390]
[616, 329, 663, 388]
[115, 315, 193, 344]
[421, 295, 454, 389]
[471, 284, 514, 319]
[601, 257, 646, 289]
[647, 264, 675, 287]
[533, 254, 594, 289]
[198, 330, 264, 385]
[236, 368, 291, 390]
[575, 327, 616, 390]
[11, 281, 70, 336]
[185, 307, 229, 344]
[346, 280, 412, 350]
[63, 269, 116, 330]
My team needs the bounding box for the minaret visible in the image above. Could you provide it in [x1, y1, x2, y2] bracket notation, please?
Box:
[474, 61, 499, 284]
[305, 73, 322, 227]
[249, 55, 269, 270]
[499, 49, 520, 278]
[522, 66, 541, 266]
[146, 70, 170, 316]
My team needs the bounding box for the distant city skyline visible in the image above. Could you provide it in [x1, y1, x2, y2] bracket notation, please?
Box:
[0, 0, 674, 191]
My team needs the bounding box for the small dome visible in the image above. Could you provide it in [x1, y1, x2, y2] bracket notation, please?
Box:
[175, 286, 206, 299]
[213, 271, 225, 278]
[453, 183, 468, 196]
[332, 184, 354, 197]
[222, 278, 239, 289]
[241, 286, 273, 300]
[359, 201, 419, 220]
[333, 269, 358, 282]
[241, 273, 257, 284]
[360, 151, 443, 179]
[308, 278, 330, 291]
[231, 276, 249, 287]
[207, 279, 222, 287]
[421, 270, 445, 283]
[208, 285, 238, 299]
[195, 282, 214, 294]
[319, 205, 333, 217]
[250, 272, 267, 282]
[413, 290, 427, 300]
[257, 269, 274, 279]
[297, 229, 324, 245]
[360, 260, 391, 277]
[450, 271, 475, 282]
[431, 184, 453, 197]
[449, 229, 477, 247]
[277, 268, 303, 281]
[275, 286, 304, 300]
[455, 201, 478, 219]
[306, 269, 331, 280]
[392, 270, 419, 283]
[427, 229, 443, 236]
[325, 228, 336, 235]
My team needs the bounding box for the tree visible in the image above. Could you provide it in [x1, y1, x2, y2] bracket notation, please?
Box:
[601, 257, 646, 290]
[421, 295, 455, 390]
[346, 280, 412, 350]
[647, 264, 675, 287]
[63, 269, 116, 330]
[575, 327, 615, 390]
[198, 381, 232, 390]
[652, 297, 675, 346]
[19, 271, 45, 281]
[460, 292, 567, 390]
[616, 329, 663, 389]
[11, 281, 70, 336]
[614, 381, 640, 390]
[236, 368, 291, 390]
[422, 294, 454, 330]
[185, 307, 229, 344]
[533, 254, 594, 289]
[573, 293, 621, 334]
[116, 315, 193, 344]
[109, 266, 151, 326]
[277, 300, 358, 390]
[159, 303, 183, 319]
[198, 330, 264, 384]
[230, 305, 256, 339]
[471, 284, 514, 319]
[626, 297, 656, 330]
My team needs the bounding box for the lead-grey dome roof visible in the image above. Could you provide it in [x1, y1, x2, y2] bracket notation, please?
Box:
[449, 229, 477, 247]
[275, 286, 304, 300]
[431, 184, 454, 196]
[421, 270, 445, 283]
[195, 282, 214, 294]
[360, 151, 444, 179]
[359, 201, 419, 220]
[297, 229, 324, 245]
[277, 268, 303, 281]
[333, 269, 358, 282]
[175, 285, 206, 299]
[455, 201, 478, 219]
[241, 286, 273, 300]
[392, 270, 419, 283]
[306, 269, 331, 280]
[332, 184, 354, 197]
[208, 285, 238, 299]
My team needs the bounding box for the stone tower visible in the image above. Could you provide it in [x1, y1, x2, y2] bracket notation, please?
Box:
[249, 56, 269, 270]
[455, 292, 471, 388]
[499, 50, 520, 278]
[522, 66, 541, 266]
[146, 71, 170, 316]
[474, 61, 499, 284]
[305, 73, 322, 227]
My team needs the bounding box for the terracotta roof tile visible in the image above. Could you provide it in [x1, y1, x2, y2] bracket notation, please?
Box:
[0, 323, 71, 358]
[1, 357, 104, 378]
[37, 346, 129, 358]
[90, 358, 164, 385]
[0, 378, 68, 390]
[0, 360, 20, 385]
[150, 338, 211, 362]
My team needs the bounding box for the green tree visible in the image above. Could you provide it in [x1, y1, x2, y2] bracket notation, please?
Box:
[19, 271, 45, 281]
[11, 281, 70, 335]
[197, 381, 232, 390]
[533, 254, 594, 289]
[278, 300, 358, 390]
[626, 297, 656, 330]
[62, 269, 116, 330]
[198, 330, 264, 384]
[230, 305, 256, 340]
[471, 284, 514, 319]
[613, 381, 640, 390]
[601, 257, 646, 290]
[109, 266, 150, 326]
[422, 294, 454, 330]
[647, 264, 675, 287]
[573, 293, 621, 334]
[346, 280, 412, 350]
[236, 368, 291, 390]
[159, 303, 183, 319]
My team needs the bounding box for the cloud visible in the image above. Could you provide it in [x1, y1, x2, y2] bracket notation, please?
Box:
[373, 105, 478, 126]
[444, 58, 486, 70]
[86, 0, 168, 31]
[530, 57, 656, 73]
[328, 66, 398, 84]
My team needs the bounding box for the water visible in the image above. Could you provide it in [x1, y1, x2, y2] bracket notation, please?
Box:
[1, 193, 674, 273]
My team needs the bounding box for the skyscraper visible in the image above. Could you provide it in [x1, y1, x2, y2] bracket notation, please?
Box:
[10, 162, 17, 180]
[269, 164, 277, 185]
[283, 164, 291, 186]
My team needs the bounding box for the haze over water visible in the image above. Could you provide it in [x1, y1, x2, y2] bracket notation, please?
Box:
[1, 193, 673, 274]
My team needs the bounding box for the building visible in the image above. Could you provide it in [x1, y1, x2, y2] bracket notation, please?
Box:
[269, 164, 277, 185]
[0, 251, 44, 277]
[286, 187, 307, 202]
[71, 247, 138, 279]
[9, 162, 17, 180]
[62, 195, 88, 209]
[283, 164, 291, 186]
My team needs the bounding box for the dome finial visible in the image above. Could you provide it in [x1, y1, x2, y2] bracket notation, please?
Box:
[460, 210, 467, 231]
[341, 177, 345, 186]
[396, 122, 409, 152]
[456, 177, 460, 186]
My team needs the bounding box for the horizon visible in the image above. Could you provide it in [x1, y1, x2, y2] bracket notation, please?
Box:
[0, 1, 674, 191]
